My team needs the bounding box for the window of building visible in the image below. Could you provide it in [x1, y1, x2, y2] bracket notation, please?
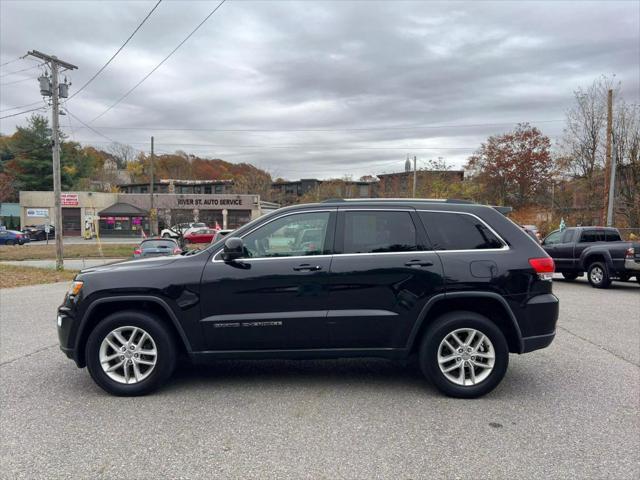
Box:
[419, 211, 504, 250]
[342, 211, 419, 254]
[214, 185, 224, 194]
[204, 186, 212, 194]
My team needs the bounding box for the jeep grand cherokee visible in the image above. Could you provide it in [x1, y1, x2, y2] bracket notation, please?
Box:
[57, 199, 559, 398]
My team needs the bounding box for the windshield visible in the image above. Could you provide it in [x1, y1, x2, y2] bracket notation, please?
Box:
[141, 239, 176, 249]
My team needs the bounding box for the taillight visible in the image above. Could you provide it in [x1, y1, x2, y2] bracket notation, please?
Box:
[133, 248, 142, 255]
[529, 257, 555, 281]
[625, 247, 635, 259]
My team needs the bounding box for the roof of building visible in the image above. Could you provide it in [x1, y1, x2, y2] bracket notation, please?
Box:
[98, 202, 148, 216]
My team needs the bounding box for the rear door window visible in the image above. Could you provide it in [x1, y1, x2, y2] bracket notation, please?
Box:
[419, 212, 504, 250]
[605, 230, 622, 242]
[580, 230, 604, 242]
[342, 211, 419, 253]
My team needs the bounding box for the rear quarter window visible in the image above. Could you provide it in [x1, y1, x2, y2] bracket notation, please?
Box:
[419, 211, 504, 250]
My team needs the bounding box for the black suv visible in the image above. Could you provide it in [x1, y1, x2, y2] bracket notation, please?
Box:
[57, 199, 559, 398]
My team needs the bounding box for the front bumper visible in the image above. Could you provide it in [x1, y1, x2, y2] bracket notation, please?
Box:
[57, 307, 79, 362]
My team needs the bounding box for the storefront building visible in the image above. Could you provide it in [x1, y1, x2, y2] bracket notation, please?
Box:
[19, 191, 275, 237]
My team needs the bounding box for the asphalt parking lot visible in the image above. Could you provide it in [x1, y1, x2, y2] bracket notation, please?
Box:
[1, 278, 638, 479]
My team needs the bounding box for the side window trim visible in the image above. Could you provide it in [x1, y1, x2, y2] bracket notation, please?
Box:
[416, 209, 509, 252]
[212, 209, 337, 262]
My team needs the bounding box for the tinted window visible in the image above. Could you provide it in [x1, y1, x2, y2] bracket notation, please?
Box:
[580, 230, 604, 242]
[342, 211, 418, 253]
[243, 211, 330, 258]
[141, 240, 176, 249]
[419, 212, 504, 250]
[543, 231, 563, 245]
[561, 228, 575, 243]
[605, 230, 622, 242]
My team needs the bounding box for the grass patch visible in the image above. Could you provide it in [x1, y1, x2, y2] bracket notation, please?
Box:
[0, 244, 133, 261]
[0, 264, 79, 288]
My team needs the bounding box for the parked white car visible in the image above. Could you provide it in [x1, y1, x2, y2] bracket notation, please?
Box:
[160, 222, 206, 238]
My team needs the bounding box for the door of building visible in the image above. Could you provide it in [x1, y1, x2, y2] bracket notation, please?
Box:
[62, 208, 82, 236]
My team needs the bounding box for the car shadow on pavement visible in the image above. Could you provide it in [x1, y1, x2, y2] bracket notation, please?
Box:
[165, 357, 436, 394]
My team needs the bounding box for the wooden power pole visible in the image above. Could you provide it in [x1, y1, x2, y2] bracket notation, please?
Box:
[150, 136, 155, 235]
[604, 89, 616, 226]
[27, 50, 77, 270]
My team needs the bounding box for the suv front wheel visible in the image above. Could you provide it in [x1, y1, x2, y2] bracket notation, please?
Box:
[85, 310, 177, 396]
[419, 311, 509, 398]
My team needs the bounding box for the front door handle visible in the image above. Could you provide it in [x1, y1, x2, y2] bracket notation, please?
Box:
[404, 259, 434, 267]
[293, 264, 322, 272]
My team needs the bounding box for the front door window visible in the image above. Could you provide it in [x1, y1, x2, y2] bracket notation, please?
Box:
[242, 211, 331, 258]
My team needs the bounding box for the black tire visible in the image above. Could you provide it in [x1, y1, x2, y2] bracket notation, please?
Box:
[617, 273, 631, 282]
[418, 311, 509, 399]
[85, 310, 177, 396]
[562, 272, 579, 281]
[587, 262, 612, 289]
[636, 276, 640, 285]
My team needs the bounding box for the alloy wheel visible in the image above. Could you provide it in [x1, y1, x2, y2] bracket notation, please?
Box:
[437, 328, 495, 386]
[589, 266, 604, 285]
[99, 326, 157, 384]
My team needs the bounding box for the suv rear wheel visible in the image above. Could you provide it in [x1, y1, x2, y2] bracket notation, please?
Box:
[587, 262, 611, 289]
[419, 311, 509, 398]
[86, 310, 176, 396]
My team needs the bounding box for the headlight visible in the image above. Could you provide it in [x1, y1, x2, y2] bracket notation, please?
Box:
[68, 280, 83, 296]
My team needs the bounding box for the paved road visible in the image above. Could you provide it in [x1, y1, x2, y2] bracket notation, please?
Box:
[1, 280, 638, 479]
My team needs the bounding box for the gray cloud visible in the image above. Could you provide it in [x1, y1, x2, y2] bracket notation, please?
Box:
[1, 0, 638, 179]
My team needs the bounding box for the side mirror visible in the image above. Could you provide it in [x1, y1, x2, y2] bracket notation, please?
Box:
[221, 237, 244, 262]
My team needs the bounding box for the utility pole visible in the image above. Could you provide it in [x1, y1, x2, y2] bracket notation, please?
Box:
[412, 155, 417, 198]
[27, 50, 77, 271]
[604, 89, 615, 226]
[150, 136, 155, 235]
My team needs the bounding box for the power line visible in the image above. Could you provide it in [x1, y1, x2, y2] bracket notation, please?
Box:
[65, 108, 146, 154]
[90, 0, 228, 123]
[71, 119, 564, 133]
[0, 63, 43, 78]
[0, 76, 38, 87]
[0, 105, 48, 120]
[63, 138, 479, 150]
[0, 55, 26, 68]
[0, 101, 45, 114]
[68, 0, 163, 100]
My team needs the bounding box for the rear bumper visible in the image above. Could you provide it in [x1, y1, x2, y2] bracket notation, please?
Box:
[624, 259, 640, 272]
[519, 293, 559, 353]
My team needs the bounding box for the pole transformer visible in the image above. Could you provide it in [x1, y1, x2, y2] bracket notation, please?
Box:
[26, 50, 77, 271]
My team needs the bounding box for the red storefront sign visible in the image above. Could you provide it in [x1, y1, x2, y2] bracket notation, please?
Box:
[61, 193, 79, 206]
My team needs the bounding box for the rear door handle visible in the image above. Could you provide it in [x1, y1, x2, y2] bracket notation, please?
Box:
[404, 259, 434, 267]
[293, 264, 322, 271]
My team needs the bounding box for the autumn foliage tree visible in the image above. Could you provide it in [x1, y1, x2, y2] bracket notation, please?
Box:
[465, 123, 553, 208]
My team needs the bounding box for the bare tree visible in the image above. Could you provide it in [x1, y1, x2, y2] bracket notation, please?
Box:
[108, 142, 137, 169]
[613, 101, 640, 227]
[559, 76, 619, 222]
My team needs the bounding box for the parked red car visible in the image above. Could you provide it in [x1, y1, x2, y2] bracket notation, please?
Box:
[184, 228, 217, 244]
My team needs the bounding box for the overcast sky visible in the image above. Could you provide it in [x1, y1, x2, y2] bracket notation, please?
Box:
[1, 0, 638, 179]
